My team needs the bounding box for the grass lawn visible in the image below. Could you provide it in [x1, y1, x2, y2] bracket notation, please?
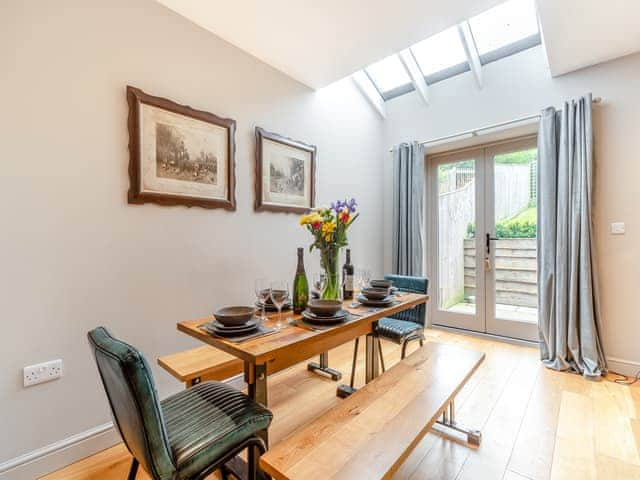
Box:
[508, 206, 536, 223]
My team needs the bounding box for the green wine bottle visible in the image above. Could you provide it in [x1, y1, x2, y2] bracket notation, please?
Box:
[293, 247, 309, 314]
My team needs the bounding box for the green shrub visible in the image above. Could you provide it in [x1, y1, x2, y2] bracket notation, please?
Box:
[466, 219, 536, 239]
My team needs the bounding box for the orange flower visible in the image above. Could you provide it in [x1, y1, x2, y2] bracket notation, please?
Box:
[339, 208, 350, 223]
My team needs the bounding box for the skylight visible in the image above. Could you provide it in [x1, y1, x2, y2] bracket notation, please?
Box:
[364, 54, 412, 96]
[410, 26, 469, 83]
[469, 0, 539, 58]
[356, 0, 542, 103]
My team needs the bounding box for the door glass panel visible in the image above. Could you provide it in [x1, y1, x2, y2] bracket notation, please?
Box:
[437, 159, 476, 315]
[492, 148, 538, 324]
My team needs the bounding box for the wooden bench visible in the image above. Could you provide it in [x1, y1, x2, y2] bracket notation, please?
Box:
[260, 342, 485, 480]
[157, 345, 244, 388]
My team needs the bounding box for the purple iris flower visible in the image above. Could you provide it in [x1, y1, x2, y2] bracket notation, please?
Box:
[331, 198, 357, 213]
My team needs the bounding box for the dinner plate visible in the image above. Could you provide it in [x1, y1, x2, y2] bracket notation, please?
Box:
[203, 323, 258, 336]
[301, 309, 349, 324]
[209, 318, 259, 331]
[356, 295, 394, 307]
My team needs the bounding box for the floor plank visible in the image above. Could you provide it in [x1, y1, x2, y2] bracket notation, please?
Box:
[40, 329, 640, 480]
[550, 391, 597, 480]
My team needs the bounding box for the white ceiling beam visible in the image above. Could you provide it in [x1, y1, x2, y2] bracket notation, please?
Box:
[398, 50, 429, 107]
[352, 71, 386, 119]
[458, 21, 483, 89]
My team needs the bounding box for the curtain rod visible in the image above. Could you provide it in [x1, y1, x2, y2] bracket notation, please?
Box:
[389, 96, 602, 152]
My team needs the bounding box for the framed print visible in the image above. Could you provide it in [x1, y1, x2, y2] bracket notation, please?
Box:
[127, 86, 236, 210]
[254, 126, 316, 214]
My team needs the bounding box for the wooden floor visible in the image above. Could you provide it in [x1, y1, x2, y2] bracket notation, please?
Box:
[42, 328, 640, 480]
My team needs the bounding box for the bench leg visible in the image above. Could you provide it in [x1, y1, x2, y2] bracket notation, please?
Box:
[364, 333, 380, 384]
[308, 352, 342, 381]
[337, 338, 359, 398]
[433, 398, 482, 447]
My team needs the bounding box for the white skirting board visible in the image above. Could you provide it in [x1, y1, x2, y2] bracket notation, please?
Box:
[0, 423, 120, 480]
[607, 356, 640, 378]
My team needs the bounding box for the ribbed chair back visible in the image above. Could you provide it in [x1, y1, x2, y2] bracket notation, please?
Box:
[88, 327, 176, 480]
[384, 274, 429, 326]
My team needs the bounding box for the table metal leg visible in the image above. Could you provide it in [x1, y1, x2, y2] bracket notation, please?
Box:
[308, 351, 342, 381]
[433, 398, 482, 446]
[247, 362, 269, 447]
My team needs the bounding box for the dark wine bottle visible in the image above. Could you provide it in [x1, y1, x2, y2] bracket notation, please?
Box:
[342, 249, 354, 300]
[292, 247, 309, 314]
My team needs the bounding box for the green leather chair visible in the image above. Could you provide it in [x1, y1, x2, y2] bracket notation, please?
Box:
[88, 327, 272, 480]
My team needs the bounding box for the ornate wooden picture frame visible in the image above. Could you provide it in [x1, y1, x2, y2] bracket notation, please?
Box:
[254, 127, 316, 214]
[127, 86, 236, 210]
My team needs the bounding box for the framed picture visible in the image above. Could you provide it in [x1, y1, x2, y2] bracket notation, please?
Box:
[127, 86, 236, 210]
[254, 127, 316, 214]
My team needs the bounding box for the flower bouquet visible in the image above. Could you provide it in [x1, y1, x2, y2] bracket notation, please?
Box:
[299, 198, 359, 299]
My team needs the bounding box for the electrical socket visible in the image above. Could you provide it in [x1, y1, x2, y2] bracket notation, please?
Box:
[23, 359, 63, 387]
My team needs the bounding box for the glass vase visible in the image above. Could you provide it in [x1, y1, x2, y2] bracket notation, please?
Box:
[320, 247, 342, 300]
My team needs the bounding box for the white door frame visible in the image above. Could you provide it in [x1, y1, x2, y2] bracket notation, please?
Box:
[426, 135, 538, 341]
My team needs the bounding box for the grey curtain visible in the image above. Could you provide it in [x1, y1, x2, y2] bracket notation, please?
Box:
[537, 93, 606, 378]
[392, 141, 425, 276]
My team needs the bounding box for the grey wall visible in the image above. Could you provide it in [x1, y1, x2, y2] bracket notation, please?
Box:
[383, 45, 640, 374]
[0, 0, 385, 465]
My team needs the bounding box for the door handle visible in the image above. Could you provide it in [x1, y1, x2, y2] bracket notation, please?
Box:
[485, 233, 499, 254]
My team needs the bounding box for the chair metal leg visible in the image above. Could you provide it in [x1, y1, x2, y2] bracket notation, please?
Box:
[219, 464, 230, 480]
[128, 459, 139, 480]
[377, 336, 386, 372]
[401, 340, 409, 359]
[247, 444, 260, 480]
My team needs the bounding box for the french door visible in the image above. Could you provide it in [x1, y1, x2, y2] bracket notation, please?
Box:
[428, 136, 539, 342]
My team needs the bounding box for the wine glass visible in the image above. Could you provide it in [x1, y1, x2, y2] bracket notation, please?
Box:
[255, 278, 269, 321]
[356, 268, 371, 296]
[313, 272, 327, 298]
[269, 281, 290, 330]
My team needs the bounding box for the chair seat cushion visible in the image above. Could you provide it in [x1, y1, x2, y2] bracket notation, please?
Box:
[161, 381, 272, 479]
[376, 317, 423, 343]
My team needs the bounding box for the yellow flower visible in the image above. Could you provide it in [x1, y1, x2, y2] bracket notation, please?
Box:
[299, 214, 310, 226]
[322, 221, 336, 241]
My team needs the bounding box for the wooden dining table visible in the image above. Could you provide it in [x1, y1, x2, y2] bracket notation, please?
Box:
[177, 293, 428, 443]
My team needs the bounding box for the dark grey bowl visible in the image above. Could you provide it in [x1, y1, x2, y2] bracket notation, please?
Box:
[307, 299, 342, 316]
[361, 287, 390, 300]
[214, 306, 256, 326]
[370, 279, 393, 289]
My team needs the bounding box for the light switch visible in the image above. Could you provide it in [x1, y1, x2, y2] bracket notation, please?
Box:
[611, 222, 625, 235]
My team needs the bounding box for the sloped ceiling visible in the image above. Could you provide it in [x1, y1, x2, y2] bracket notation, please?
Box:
[537, 0, 640, 76]
[156, 0, 640, 88]
[155, 0, 503, 88]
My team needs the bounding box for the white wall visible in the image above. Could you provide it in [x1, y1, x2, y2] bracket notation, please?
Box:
[0, 0, 385, 470]
[383, 45, 640, 374]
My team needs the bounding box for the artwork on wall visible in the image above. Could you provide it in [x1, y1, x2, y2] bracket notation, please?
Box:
[127, 86, 236, 210]
[254, 127, 316, 214]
